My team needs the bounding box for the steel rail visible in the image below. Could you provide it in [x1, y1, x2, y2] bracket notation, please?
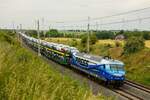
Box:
[125, 80, 150, 94]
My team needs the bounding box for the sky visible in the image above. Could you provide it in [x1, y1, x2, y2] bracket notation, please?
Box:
[1, 0, 150, 30]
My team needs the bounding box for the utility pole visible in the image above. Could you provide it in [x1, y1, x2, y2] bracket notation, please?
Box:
[122, 18, 125, 31]
[96, 22, 98, 32]
[12, 21, 15, 33]
[41, 18, 45, 38]
[87, 17, 90, 53]
[37, 20, 41, 56]
[49, 25, 51, 37]
[20, 24, 22, 31]
[49, 25, 51, 30]
[19, 24, 22, 46]
[35, 20, 37, 30]
[17, 25, 19, 41]
[63, 25, 66, 37]
[138, 17, 142, 31]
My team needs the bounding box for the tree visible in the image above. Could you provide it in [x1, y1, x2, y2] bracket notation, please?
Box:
[124, 36, 145, 54]
[46, 29, 62, 37]
[70, 39, 78, 47]
[95, 31, 115, 39]
[81, 35, 87, 47]
[117, 30, 124, 35]
[27, 30, 38, 38]
[142, 31, 150, 40]
[90, 33, 98, 44]
[81, 33, 98, 46]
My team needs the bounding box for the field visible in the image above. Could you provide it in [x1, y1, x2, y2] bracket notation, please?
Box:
[0, 31, 105, 100]
[45, 37, 150, 87]
[145, 40, 150, 48]
[45, 38, 150, 48]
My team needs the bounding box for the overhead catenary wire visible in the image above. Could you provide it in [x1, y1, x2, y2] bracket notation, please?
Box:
[52, 16, 150, 29]
[92, 6, 150, 21]
[95, 16, 150, 26]
[2, 6, 150, 30]
[45, 6, 150, 24]
[34, 6, 150, 31]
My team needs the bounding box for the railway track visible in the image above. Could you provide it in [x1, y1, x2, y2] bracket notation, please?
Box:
[125, 80, 150, 94]
[113, 80, 150, 100]
[113, 88, 143, 100]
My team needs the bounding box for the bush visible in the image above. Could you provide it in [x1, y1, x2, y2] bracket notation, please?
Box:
[46, 29, 63, 37]
[90, 33, 98, 44]
[26, 30, 38, 38]
[81, 33, 98, 46]
[96, 31, 115, 39]
[81, 35, 87, 46]
[70, 39, 78, 47]
[143, 31, 150, 40]
[124, 36, 145, 54]
[115, 41, 121, 47]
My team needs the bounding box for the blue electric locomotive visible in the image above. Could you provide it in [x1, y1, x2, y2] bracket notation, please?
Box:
[71, 52, 125, 85]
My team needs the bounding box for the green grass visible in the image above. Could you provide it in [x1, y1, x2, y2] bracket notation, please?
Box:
[45, 37, 150, 87]
[121, 49, 150, 86]
[0, 31, 107, 100]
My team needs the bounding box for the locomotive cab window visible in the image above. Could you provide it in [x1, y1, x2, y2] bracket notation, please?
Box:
[105, 64, 110, 70]
[109, 64, 124, 72]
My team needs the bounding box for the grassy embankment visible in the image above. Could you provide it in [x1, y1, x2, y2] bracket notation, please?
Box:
[0, 31, 107, 100]
[45, 38, 150, 87]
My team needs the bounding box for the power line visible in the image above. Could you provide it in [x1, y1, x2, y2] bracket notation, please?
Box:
[46, 6, 150, 24]
[92, 6, 150, 21]
[55, 16, 150, 29]
[94, 16, 150, 26]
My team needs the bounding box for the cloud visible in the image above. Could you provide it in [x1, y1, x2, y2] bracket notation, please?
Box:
[0, 0, 150, 29]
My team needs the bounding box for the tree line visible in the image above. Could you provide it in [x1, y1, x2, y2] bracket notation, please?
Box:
[26, 29, 150, 40]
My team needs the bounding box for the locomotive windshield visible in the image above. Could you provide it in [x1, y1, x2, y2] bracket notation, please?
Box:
[109, 64, 124, 72]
